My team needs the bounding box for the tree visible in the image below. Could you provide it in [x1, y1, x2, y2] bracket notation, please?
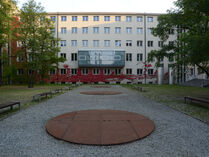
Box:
[0, 0, 16, 85]
[16, 0, 64, 87]
[148, 0, 209, 78]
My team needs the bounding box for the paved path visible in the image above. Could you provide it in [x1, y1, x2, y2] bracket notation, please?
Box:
[0, 85, 208, 157]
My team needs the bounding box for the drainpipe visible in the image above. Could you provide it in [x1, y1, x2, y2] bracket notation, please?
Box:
[144, 14, 147, 84]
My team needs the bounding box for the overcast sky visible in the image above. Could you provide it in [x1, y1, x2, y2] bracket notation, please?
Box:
[17, 0, 176, 13]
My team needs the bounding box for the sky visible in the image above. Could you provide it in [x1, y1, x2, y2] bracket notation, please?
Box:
[17, 0, 176, 13]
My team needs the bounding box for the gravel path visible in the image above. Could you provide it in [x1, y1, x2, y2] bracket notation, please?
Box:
[0, 85, 208, 157]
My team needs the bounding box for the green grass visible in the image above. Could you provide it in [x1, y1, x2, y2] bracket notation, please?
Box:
[0, 84, 76, 118]
[123, 84, 209, 124]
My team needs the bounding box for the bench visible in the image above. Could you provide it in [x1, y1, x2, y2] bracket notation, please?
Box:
[50, 88, 63, 94]
[184, 96, 209, 108]
[63, 86, 72, 91]
[132, 85, 146, 92]
[32, 92, 52, 102]
[0, 102, 21, 111]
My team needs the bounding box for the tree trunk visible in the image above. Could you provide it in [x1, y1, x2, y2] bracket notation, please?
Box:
[0, 45, 2, 86]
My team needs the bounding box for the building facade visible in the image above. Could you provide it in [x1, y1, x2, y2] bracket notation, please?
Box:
[46, 12, 180, 84]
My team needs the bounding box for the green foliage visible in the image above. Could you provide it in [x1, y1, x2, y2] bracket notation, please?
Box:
[16, 0, 64, 86]
[149, 0, 209, 76]
[0, 0, 16, 46]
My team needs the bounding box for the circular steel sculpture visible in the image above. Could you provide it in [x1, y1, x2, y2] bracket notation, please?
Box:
[46, 110, 155, 145]
[80, 91, 121, 95]
[90, 85, 111, 88]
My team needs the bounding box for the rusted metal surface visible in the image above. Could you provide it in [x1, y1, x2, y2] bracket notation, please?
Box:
[46, 110, 155, 145]
[80, 91, 121, 95]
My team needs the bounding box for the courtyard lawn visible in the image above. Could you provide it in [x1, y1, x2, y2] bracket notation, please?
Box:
[0, 84, 74, 117]
[123, 84, 209, 124]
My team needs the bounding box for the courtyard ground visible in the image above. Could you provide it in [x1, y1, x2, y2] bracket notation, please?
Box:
[0, 85, 74, 118]
[123, 84, 209, 124]
[0, 85, 208, 157]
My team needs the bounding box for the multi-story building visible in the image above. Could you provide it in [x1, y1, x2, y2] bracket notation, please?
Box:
[45, 12, 195, 84]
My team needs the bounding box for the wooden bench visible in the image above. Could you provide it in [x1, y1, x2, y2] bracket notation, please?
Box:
[50, 88, 63, 94]
[32, 92, 52, 102]
[132, 85, 146, 92]
[184, 96, 209, 108]
[0, 102, 21, 111]
[63, 86, 72, 91]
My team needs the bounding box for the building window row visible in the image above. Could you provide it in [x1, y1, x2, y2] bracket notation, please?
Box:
[53, 15, 154, 22]
[56, 68, 154, 75]
[60, 40, 162, 47]
[60, 27, 150, 35]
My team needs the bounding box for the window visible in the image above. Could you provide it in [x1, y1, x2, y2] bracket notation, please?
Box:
[148, 28, 152, 34]
[126, 16, 132, 22]
[72, 16, 77, 21]
[115, 16, 121, 21]
[50, 69, 56, 75]
[147, 17, 153, 22]
[40, 17, 44, 21]
[81, 68, 89, 75]
[104, 27, 110, 34]
[190, 68, 194, 75]
[126, 69, 132, 75]
[169, 29, 174, 34]
[17, 69, 23, 75]
[137, 16, 142, 22]
[28, 69, 34, 75]
[71, 53, 77, 61]
[50, 28, 55, 34]
[93, 27, 99, 34]
[115, 69, 121, 75]
[71, 69, 77, 75]
[115, 27, 121, 34]
[148, 41, 153, 47]
[71, 40, 77, 46]
[60, 53, 66, 59]
[158, 41, 163, 47]
[60, 69, 66, 75]
[104, 69, 110, 75]
[169, 41, 174, 46]
[148, 69, 154, 75]
[50, 16, 56, 21]
[126, 53, 132, 61]
[60, 40, 66, 46]
[83, 16, 88, 21]
[137, 69, 143, 75]
[137, 40, 143, 47]
[93, 68, 100, 75]
[17, 41, 22, 47]
[94, 16, 99, 21]
[126, 40, 132, 47]
[61, 27, 67, 34]
[82, 27, 88, 34]
[28, 54, 34, 62]
[61, 16, 67, 21]
[126, 27, 132, 34]
[17, 56, 24, 62]
[104, 40, 110, 47]
[115, 40, 121, 47]
[169, 56, 174, 62]
[93, 40, 99, 47]
[104, 16, 110, 21]
[137, 28, 143, 34]
[72, 27, 77, 34]
[137, 54, 143, 61]
[82, 40, 88, 47]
